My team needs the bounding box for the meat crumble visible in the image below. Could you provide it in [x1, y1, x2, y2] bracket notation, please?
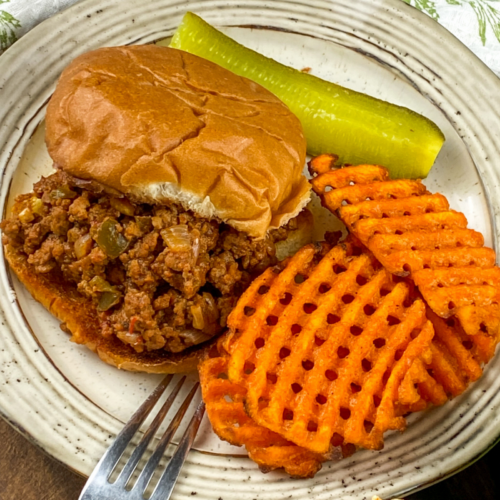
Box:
[1, 172, 290, 354]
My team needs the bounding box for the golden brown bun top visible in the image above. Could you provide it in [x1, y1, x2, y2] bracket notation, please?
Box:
[45, 45, 311, 238]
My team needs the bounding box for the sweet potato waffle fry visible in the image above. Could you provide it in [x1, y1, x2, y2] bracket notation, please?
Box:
[422, 308, 498, 397]
[310, 154, 500, 340]
[198, 345, 328, 478]
[224, 243, 437, 454]
[197, 154, 500, 477]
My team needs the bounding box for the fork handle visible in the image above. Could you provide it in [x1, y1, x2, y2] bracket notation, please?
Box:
[150, 400, 206, 500]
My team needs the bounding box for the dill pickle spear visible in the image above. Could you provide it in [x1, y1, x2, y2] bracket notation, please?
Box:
[170, 12, 445, 179]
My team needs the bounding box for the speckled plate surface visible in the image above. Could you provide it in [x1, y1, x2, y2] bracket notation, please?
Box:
[1, 1, 500, 499]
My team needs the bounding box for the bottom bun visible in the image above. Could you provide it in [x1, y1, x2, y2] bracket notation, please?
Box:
[4, 208, 313, 373]
[4, 244, 215, 373]
[275, 209, 314, 261]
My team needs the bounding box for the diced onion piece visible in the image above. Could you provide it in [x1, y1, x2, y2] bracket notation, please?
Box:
[18, 207, 34, 224]
[203, 292, 217, 310]
[163, 224, 191, 252]
[190, 304, 205, 330]
[119, 332, 143, 345]
[181, 328, 211, 346]
[110, 197, 135, 216]
[50, 185, 77, 199]
[203, 292, 219, 322]
[74, 233, 93, 259]
[30, 197, 45, 216]
[192, 235, 200, 263]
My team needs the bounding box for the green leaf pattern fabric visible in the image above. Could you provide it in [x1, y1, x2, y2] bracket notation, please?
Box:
[403, 0, 500, 74]
[0, 0, 21, 51]
[0, 0, 499, 76]
[409, 1, 500, 43]
[404, 0, 500, 45]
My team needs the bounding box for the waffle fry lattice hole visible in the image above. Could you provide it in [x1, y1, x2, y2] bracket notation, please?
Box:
[309, 154, 500, 340]
[198, 348, 329, 478]
[224, 243, 438, 454]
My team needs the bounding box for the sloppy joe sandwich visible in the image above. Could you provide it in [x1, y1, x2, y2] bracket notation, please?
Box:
[1, 45, 312, 373]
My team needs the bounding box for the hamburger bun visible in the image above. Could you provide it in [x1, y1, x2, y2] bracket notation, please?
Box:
[3, 45, 313, 373]
[46, 45, 311, 239]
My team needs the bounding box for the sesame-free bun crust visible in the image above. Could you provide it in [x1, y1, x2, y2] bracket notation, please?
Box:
[46, 45, 310, 238]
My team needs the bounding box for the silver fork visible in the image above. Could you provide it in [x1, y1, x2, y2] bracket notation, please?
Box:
[79, 375, 205, 500]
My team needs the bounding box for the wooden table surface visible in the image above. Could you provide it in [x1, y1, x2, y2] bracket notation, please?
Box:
[1, 415, 498, 500]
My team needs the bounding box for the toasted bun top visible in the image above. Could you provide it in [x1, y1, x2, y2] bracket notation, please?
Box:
[45, 45, 310, 238]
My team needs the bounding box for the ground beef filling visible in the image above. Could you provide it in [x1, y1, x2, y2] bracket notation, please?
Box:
[1, 172, 290, 354]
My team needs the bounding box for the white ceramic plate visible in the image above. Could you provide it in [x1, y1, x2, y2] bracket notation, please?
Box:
[1, 1, 500, 499]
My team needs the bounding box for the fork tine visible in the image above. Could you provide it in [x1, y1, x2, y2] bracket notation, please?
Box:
[114, 375, 187, 488]
[132, 382, 200, 495]
[150, 399, 205, 500]
[79, 374, 173, 498]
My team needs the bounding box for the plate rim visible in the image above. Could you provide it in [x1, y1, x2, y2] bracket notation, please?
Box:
[1, 0, 500, 498]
